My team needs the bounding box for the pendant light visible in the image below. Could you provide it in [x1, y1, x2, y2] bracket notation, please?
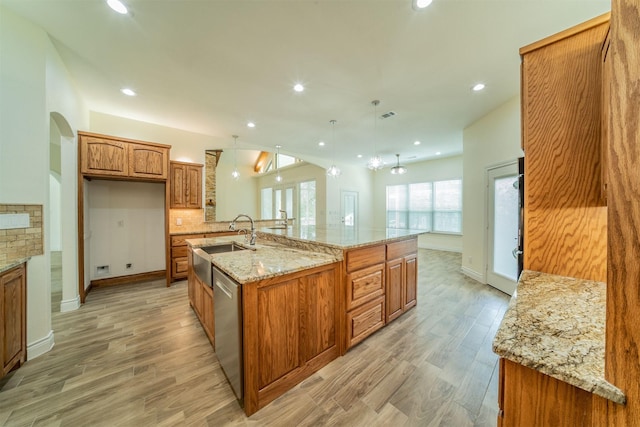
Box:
[231, 135, 240, 180]
[367, 99, 384, 171]
[326, 119, 341, 178]
[275, 145, 283, 183]
[390, 154, 407, 175]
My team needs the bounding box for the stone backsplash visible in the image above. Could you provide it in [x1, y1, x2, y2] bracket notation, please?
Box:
[0, 204, 44, 266]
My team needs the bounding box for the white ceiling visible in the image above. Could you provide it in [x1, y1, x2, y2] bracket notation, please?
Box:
[1, 0, 610, 169]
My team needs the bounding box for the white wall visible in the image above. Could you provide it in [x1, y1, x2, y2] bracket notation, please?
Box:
[325, 164, 374, 228]
[0, 6, 87, 359]
[461, 96, 523, 282]
[216, 153, 259, 220]
[372, 155, 464, 252]
[88, 181, 165, 280]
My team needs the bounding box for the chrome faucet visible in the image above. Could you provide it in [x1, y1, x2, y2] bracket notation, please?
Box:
[279, 210, 288, 227]
[229, 214, 257, 245]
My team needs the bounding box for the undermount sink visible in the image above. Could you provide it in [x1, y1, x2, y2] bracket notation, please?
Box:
[199, 243, 249, 254]
[267, 225, 288, 230]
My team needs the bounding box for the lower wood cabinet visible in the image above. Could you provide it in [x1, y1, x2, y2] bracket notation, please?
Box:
[243, 263, 340, 416]
[346, 295, 385, 348]
[171, 232, 235, 282]
[187, 249, 214, 347]
[386, 240, 417, 323]
[1, 263, 27, 378]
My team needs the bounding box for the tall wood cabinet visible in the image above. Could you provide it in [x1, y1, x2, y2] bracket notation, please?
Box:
[1, 263, 26, 378]
[169, 161, 203, 209]
[386, 239, 417, 322]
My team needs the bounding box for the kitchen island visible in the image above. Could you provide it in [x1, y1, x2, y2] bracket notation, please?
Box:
[186, 226, 423, 415]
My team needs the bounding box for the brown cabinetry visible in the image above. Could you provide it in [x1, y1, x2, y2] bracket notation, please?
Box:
[600, 28, 611, 204]
[79, 132, 169, 181]
[243, 263, 340, 415]
[344, 245, 386, 348]
[171, 232, 234, 282]
[170, 161, 203, 209]
[1, 263, 26, 378]
[386, 239, 418, 322]
[187, 248, 214, 346]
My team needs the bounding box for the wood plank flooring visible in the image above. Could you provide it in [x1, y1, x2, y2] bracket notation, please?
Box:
[1, 249, 510, 426]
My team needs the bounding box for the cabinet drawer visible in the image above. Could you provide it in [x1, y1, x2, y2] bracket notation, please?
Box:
[171, 234, 205, 247]
[346, 263, 385, 310]
[347, 296, 385, 348]
[172, 257, 188, 279]
[386, 238, 417, 260]
[172, 246, 188, 258]
[346, 244, 386, 272]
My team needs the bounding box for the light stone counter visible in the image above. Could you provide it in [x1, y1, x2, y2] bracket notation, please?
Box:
[187, 236, 341, 284]
[0, 257, 30, 274]
[492, 270, 625, 404]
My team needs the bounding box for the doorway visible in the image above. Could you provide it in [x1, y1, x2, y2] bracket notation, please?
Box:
[341, 191, 358, 227]
[486, 162, 519, 295]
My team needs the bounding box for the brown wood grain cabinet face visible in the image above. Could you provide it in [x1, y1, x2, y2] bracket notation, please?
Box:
[187, 248, 214, 347]
[385, 239, 418, 323]
[243, 264, 340, 416]
[169, 161, 202, 209]
[521, 15, 609, 283]
[81, 136, 128, 177]
[1, 263, 26, 378]
[170, 232, 235, 282]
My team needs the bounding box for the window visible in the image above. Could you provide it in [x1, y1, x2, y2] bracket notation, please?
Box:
[261, 185, 298, 221]
[299, 180, 316, 226]
[386, 179, 462, 233]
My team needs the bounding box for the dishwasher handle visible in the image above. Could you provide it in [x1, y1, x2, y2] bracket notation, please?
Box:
[215, 277, 233, 299]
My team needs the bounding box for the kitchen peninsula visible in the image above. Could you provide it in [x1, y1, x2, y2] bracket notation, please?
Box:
[186, 225, 423, 415]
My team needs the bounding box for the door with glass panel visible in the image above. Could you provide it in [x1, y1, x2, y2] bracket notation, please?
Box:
[487, 162, 519, 295]
[341, 191, 358, 227]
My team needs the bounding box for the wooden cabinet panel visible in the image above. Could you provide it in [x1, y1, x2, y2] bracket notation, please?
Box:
[257, 279, 300, 389]
[346, 245, 385, 272]
[404, 254, 417, 310]
[346, 263, 384, 311]
[387, 239, 417, 261]
[521, 20, 608, 282]
[201, 285, 214, 346]
[172, 257, 188, 278]
[1, 263, 26, 378]
[187, 250, 195, 307]
[170, 161, 202, 209]
[80, 136, 128, 177]
[501, 359, 593, 427]
[386, 258, 403, 322]
[300, 269, 336, 362]
[128, 143, 168, 179]
[600, 28, 611, 204]
[347, 296, 385, 348]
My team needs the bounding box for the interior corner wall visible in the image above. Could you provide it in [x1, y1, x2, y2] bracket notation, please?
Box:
[372, 155, 464, 252]
[461, 96, 523, 282]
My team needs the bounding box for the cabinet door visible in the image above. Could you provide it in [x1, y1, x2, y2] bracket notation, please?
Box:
[186, 165, 202, 208]
[386, 258, 404, 322]
[194, 274, 204, 317]
[170, 163, 186, 208]
[601, 29, 611, 204]
[128, 143, 168, 179]
[80, 136, 128, 177]
[300, 269, 336, 362]
[257, 279, 300, 389]
[187, 250, 195, 307]
[404, 254, 417, 311]
[202, 284, 214, 346]
[1, 264, 26, 376]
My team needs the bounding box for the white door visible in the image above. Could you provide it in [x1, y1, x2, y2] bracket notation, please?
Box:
[487, 163, 519, 295]
[341, 191, 358, 227]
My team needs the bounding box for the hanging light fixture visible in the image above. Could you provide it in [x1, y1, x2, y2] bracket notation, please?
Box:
[275, 145, 283, 182]
[326, 119, 341, 178]
[390, 154, 408, 175]
[367, 99, 384, 171]
[231, 135, 240, 180]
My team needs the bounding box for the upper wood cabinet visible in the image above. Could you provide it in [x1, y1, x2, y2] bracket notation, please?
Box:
[600, 27, 611, 204]
[520, 14, 609, 283]
[79, 131, 170, 181]
[1, 263, 26, 379]
[169, 161, 203, 209]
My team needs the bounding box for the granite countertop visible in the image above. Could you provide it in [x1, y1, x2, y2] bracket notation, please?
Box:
[0, 257, 30, 274]
[256, 225, 425, 249]
[187, 236, 342, 284]
[492, 270, 625, 405]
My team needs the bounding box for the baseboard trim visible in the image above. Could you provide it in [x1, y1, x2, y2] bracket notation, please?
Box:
[60, 295, 80, 312]
[91, 270, 166, 287]
[461, 266, 484, 283]
[27, 330, 54, 360]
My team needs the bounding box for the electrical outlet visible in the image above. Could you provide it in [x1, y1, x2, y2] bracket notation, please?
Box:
[126, 263, 133, 269]
[96, 265, 110, 276]
[176, 218, 182, 226]
[468, 256, 473, 264]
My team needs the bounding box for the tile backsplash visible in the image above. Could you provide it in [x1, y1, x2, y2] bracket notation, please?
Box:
[0, 204, 44, 266]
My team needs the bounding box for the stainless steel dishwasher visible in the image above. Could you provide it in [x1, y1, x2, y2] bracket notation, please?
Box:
[212, 266, 243, 403]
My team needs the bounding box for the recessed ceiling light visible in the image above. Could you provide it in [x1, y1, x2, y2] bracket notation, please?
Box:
[472, 83, 486, 92]
[107, 0, 128, 14]
[414, 0, 433, 9]
[121, 88, 136, 96]
[318, 141, 325, 147]
[414, 141, 421, 146]
[435, 151, 441, 155]
[247, 122, 256, 128]
[293, 83, 304, 92]
[357, 154, 363, 158]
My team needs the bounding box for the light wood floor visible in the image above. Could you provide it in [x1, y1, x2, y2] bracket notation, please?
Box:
[1, 250, 510, 427]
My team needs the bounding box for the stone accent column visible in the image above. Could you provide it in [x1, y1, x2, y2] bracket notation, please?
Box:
[204, 150, 222, 222]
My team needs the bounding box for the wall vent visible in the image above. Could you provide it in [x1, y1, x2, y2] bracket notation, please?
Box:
[380, 111, 396, 119]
